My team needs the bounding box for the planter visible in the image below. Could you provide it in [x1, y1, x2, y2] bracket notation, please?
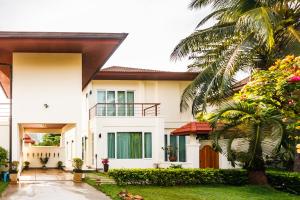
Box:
[169, 156, 177, 162]
[10, 173, 18, 184]
[73, 172, 83, 183]
[103, 164, 109, 172]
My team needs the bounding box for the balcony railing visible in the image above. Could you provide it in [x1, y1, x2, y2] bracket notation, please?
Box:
[0, 103, 10, 122]
[89, 103, 160, 119]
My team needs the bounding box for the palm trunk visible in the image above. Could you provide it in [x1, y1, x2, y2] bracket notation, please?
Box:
[248, 170, 268, 185]
[293, 153, 300, 172]
[248, 124, 268, 185]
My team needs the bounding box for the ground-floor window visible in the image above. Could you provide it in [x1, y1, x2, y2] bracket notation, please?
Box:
[164, 135, 186, 162]
[107, 132, 152, 159]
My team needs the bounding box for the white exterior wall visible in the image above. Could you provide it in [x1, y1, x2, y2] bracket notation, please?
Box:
[12, 53, 82, 161]
[87, 80, 194, 169]
[23, 144, 65, 168]
[90, 117, 164, 169]
[0, 121, 9, 151]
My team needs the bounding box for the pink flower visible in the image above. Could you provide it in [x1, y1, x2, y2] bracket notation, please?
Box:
[288, 76, 300, 83]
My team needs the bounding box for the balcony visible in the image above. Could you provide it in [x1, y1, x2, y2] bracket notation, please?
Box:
[89, 103, 160, 119]
[0, 103, 10, 122]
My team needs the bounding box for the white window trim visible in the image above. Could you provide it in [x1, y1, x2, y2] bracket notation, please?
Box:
[96, 90, 135, 116]
[108, 131, 152, 160]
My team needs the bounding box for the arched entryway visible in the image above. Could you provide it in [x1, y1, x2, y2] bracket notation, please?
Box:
[199, 145, 219, 169]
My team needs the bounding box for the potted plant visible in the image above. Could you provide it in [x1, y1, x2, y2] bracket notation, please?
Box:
[10, 161, 19, 184]
[40, 157, 49, 169]
[162, 146, 177, 162]
[72, 158, 83, 183]
[57, 161, 63, 170]
[102, 158, 109, 172]
[23, 161, 30, 170]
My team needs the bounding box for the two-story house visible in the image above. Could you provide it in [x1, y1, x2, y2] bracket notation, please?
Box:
[0, 31, 232, 171]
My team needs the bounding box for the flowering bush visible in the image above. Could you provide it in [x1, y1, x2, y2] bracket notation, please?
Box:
[102, 158, 109, 165]
[234, 55, 299, 169]
[235, 55, 300, 129]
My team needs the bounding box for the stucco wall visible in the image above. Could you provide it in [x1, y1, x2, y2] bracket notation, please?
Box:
[23, 145, 65, 168]
[12, 53, 83, 160]
[89, 117, 164, 168]
[91, 80, 193, 126]
[0, 121, 9, 151]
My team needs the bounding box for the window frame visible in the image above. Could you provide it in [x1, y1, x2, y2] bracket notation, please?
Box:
[96, 90, 135, 116]
[107, 131, 152, 159]
[164, 134, 187, 162]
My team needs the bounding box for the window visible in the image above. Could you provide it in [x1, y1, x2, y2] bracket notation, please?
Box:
[107, 133, 115, 158]
[144, 132, 152, 158]
[97, 90, 135, 116]
[107, 132, 152, 159]
[164, 135, 186, 162]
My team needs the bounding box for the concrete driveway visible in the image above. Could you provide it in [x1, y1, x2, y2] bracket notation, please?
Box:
[1, 181, 111, 200]
[1, 170, 111, 200]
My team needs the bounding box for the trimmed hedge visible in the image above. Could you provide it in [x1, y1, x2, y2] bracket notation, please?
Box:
[109, 168, 300, 195]
[108, 169, 248, 186]
[267, 171, 300, 194]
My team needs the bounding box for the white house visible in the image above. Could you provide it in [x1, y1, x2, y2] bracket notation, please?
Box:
[0, 31, 232, 171]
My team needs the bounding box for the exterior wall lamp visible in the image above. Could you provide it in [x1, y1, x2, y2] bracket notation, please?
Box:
[98, 133, 101, 138]
[44, 104, 49, 108]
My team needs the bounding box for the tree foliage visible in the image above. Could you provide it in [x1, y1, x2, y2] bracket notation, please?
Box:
[172, 0, 300, 114]
[210, 55, 300, 170]
[37, 134, 61, 146]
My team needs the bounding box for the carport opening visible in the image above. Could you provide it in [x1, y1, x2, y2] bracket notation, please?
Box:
[19, 123, 75, 181]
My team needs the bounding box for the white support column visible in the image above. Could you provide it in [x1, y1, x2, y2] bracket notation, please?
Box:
[186, 134, 200, 168]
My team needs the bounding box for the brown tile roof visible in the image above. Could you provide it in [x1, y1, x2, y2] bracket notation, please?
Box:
[171, 122, 212, 136]
[233, 77, 250, 91]
[95, 66, 199, 81]
[101, 66, 166, 73]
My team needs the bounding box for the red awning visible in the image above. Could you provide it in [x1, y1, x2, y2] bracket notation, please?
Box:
[24, 134, 35, 144]
[171, 122, 212, 136]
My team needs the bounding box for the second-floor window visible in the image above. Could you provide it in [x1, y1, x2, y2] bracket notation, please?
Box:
[97, 90, 134, 116]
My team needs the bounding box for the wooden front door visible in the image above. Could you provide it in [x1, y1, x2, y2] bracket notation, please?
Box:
[200, 145, 219, 169]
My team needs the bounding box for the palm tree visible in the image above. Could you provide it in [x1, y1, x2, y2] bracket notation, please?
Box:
[209, 101, 288, 184]
[171, 0, 300, 115]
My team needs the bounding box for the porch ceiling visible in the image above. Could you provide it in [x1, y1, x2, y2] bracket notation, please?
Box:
[21, 123, 67, 130]
[0, 31, 128, 98]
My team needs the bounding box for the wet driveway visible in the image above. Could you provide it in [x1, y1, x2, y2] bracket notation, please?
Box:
[1, 181, 111, 200]
[1, 169, 111, 200]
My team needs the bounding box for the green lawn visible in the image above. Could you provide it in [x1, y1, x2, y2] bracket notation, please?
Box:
[85, 178, 298, 200]
[0, 182, 8, 195]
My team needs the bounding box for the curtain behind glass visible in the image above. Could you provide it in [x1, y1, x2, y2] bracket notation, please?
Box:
[179, 136, 186, 162]
[144, 132, 152, 158]
[117, 91, 126, 116]
[97, 91, 106, 116]
[164, 135, 168, 161]
[117, 132, 142, 159]
[107, 91, 116, 116]
[170, 135, 178, 161]
[107, 133, 115, 158]
[127, 91, 134, 116]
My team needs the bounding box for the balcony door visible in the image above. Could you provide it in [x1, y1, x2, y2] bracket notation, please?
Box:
[97, 90, 134, 116]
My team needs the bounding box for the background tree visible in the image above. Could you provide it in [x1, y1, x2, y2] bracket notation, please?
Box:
[171, 0, 300, 115]
[37, 134, 61, 146]
[210, 55, 300, 183]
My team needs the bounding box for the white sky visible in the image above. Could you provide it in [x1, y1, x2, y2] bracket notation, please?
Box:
[0, 0, 211, 72]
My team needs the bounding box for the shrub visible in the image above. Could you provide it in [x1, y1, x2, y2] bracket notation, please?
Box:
[72, 158, 83, 172]
[266, 171, 300, 195]
[57, 161, 63, 169]
[0, 147, 8, 168]
[108, 169, 248, 186]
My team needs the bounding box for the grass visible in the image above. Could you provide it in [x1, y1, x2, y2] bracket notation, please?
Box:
[85, 178, 299, 200]
[0, 181, 8, 195]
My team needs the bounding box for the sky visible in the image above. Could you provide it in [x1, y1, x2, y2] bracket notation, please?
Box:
[0, 0, 212, 72]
